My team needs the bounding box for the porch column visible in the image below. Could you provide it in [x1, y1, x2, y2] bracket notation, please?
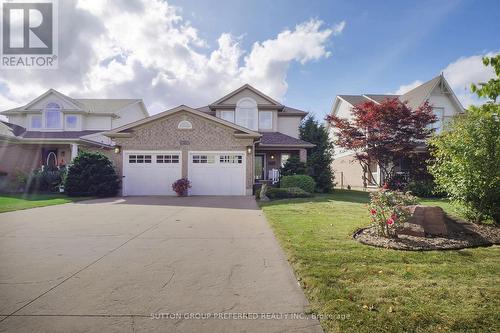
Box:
[70, 143, 78, 161]
[299, 148, 307, 162]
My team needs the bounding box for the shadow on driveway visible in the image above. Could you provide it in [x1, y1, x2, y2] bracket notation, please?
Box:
[74, 195, 261, 210]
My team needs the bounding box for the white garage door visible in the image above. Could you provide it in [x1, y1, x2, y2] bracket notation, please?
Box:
[123, 151, 182, 196]
[188, 151, 246, 196]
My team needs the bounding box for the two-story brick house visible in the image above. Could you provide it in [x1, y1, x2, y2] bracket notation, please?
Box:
[1, 84, 313, 196]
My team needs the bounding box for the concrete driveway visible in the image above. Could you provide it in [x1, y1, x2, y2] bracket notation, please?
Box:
[0, 196, 322, 332]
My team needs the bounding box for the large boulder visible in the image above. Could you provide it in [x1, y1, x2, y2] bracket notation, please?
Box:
[400, 205, 448, 237]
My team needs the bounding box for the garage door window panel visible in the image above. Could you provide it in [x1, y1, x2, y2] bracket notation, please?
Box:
[220, 155, 243, 164]
[192, 154, 215, 164]
[129, 155, 151, 164]
[157, 154, 180, 164]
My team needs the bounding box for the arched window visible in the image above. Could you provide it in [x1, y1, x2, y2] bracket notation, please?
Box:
[178, 120, 193, 129]
[235, 98, 258, 130]
[45, 102, 62, 129]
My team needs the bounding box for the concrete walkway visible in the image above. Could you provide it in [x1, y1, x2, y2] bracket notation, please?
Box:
[0, 196, 322, 332]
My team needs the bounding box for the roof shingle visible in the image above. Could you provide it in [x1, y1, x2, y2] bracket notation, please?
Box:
[20, 130, 102, 139]
[259, 132, 314, 147]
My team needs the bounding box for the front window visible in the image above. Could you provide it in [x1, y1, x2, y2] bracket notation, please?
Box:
[235, 98, 258, 130]
[220, 111, 234, 123]
[65, 115, 78, 129]
[259, 111, 273, 130]
[45, 102, 62, 129]
[31, 115, 42, 129]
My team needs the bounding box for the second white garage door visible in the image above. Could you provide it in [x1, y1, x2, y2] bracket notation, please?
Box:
[123, 151, 182, 196]
[188, 151, 246, 196]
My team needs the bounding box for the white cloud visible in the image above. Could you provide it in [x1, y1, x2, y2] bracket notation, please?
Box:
[0, 0, 342, 114]
[393, 52, 498, 107]
[442, 52, 497, 106]
[332, 21, 346, 35]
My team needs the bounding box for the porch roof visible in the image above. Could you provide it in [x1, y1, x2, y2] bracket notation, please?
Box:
[258, 132, 314, 148]
[19, 130, 102, 139]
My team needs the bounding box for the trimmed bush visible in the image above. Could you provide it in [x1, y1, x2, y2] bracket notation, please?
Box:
[27, 167, 66, 193]
[280, 175, 315, 193]
[266, 187, 312, 199]
[65, 152, 120, 197]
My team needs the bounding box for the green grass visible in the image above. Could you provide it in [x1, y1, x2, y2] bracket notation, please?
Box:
[0, 194, 91, 213]
[261, 190, 500, 333]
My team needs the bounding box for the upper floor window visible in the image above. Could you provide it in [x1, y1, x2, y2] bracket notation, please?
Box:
[30, 115, 42, 129]
[45, 102, 62, 129]
[430, 107, 444, 134]
[235, 98, 258, 131]
[65, 115, 78, 129]
[220, 110, 234, 123]
[259, 111, 273, 130]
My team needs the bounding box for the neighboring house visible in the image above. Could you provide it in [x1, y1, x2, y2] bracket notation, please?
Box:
[0, 84, 313, 196]
[328, 74, 464, 189]
[0, 89, 149, 178]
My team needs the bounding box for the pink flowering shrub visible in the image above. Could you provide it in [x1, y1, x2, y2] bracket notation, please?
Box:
[368, 189, 418, 238]
[172, 178, 191, 196]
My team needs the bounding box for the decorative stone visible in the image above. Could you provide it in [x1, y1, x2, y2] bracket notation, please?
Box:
[260, 183, 270, 202]
[402, 205, 448, 236]
[399, 222, 425, 237]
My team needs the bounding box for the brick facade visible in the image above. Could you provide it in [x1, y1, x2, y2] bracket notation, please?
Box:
[113, 111, 255, 193]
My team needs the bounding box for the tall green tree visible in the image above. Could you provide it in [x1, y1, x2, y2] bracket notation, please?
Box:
[299, 115, 334, 192]
[429, 55, 500, 224]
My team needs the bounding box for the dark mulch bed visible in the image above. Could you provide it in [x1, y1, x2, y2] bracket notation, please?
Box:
[354, 218, 500, 251]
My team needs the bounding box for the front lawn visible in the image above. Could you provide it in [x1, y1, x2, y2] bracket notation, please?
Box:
[0, 194, 91, 213]
[261, 190, 499, 333]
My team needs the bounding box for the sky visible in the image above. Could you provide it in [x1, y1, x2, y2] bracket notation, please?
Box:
[0, 0, 499, 120]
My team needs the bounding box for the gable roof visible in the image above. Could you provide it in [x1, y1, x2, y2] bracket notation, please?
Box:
[364, 94, 400, 103]
[0, 89, 149, 117]
[334, 75, 464, 113]
[22, 88, 83, 111]
[75, 99, 144, 114]
[210, 84, 282, 106]
[399, 75, 442, 110]
[104, 105, 261, 139]
[338, 95, 371, 106]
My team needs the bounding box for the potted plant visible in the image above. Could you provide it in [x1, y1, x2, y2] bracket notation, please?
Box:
[172, 178, 191, 197]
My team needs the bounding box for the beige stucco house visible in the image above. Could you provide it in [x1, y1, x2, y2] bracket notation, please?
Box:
[0, 84, 313, 196]
[328, 74, 464, 189]
[0, 89, 148, 179]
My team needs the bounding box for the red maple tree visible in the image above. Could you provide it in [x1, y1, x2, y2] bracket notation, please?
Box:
[326, 98, 436, 187]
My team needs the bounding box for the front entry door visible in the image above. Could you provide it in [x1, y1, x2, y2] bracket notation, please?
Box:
[255, 154, 265, 180]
